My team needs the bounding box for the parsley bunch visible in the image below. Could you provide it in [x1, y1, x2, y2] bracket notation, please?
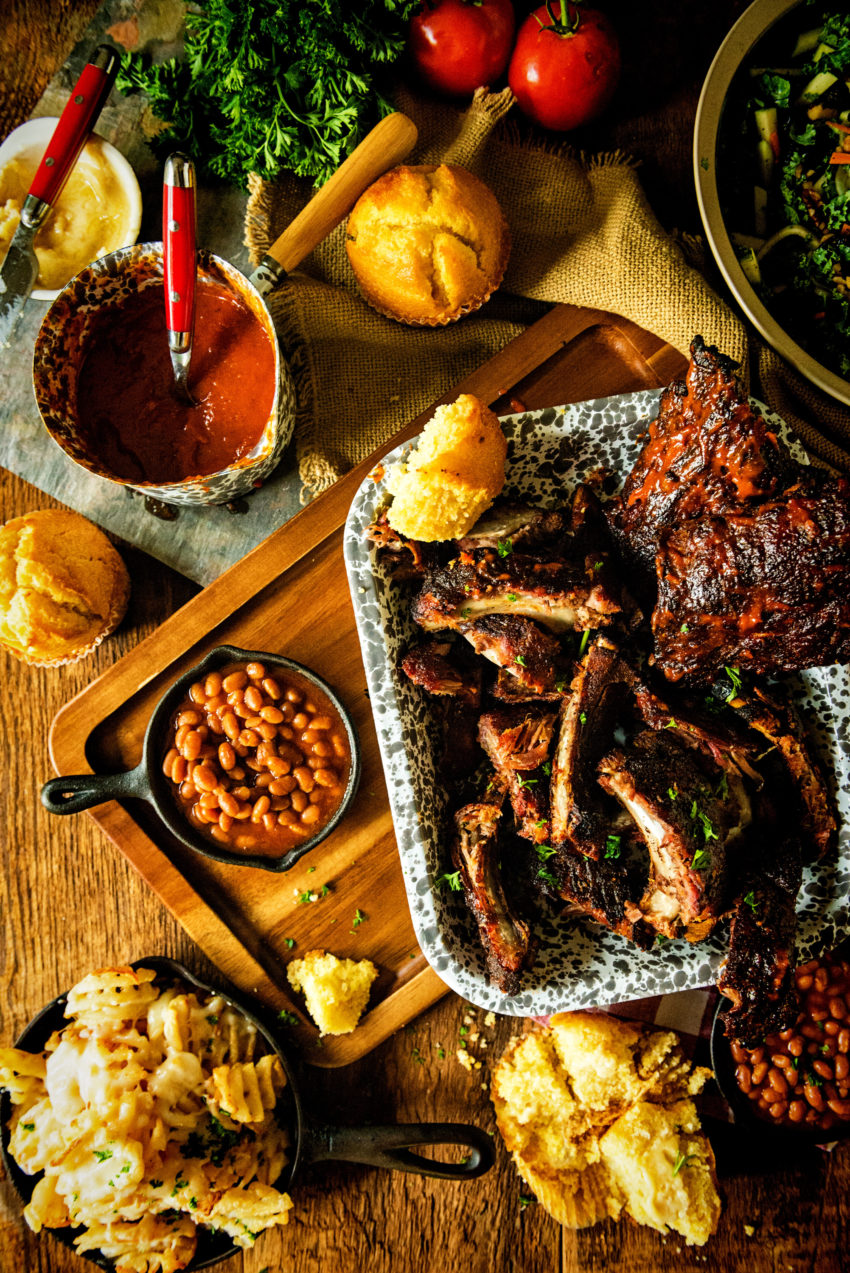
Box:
[117, 0, 418, 187]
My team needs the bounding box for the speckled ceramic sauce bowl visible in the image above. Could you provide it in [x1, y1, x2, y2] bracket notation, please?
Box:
[32, 243, 296, 505]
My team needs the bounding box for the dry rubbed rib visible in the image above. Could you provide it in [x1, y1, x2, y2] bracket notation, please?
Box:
[451, 799, 535, 993]
[461, 614, 568, 695]
[609, 336, 794, 582]
[597, 732, 750, 939]
[717, 678, 836, 861]
[478, 706, 554, 843]
[634, 682, 762, 784]
[652, 477, 850, 683]
[365, 506, 443, 581]
[717, 836, 803, 1045]
[549, 635, 637, 859]
[412, 547, 621, 635]
[544, 844, 655, 950]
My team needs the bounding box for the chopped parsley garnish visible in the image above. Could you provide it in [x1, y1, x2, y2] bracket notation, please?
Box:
[497, 538, 513, 557]
[461, 607, 472, 618]
[438, 870, 463, 892]
[724, 666, 743, 702]
[655, 934, 669, 946]
[535, 843, 556, 860]
[296, 890, 315, 904]
[516, 774, 538, 788]
[534, 819, 548, 830]
[307, 865, 316, 873]
[579, 711, 587, 725]
[593, 560, 603, 572]
[604, 834, 622, 860]
[668, 786, 678, 802]
[93, 1149, 113, 1162]
[20, 1122, 34, 1132]
[537, 867, 558, 886]
[743, 890, 759, 912]
[541, 760, 552, 776]
[206, 1013, 218, 1025]
[672, 1151, 698, 1176]
[506, 592, 519, 602]
[320, 882, 331, 896]
[351, 908, 367, 932]
[411, 1046, 425, 1065]
[692, 848, 711, 871]
[554, 679, 567, 693]
[515, 654, 527, 667]
[284, 937, 296, 949]
[437, 1046, 446, 1060]
[717, 772, 729, 800]
[278, 1010, 299, 1025]
[664, 717, 677, 729]
[520, 1194, 536, 1210]
[679, 623, 690, 634]
[695, 811, 718, 842]
[578, 630, 590, 657]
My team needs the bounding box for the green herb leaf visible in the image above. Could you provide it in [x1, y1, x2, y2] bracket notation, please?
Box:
[535, 843, 556, 860]
[278, 1010, 299, 1025]
[515, 654, 527, 667]
[604, 834, 622, 860]
[537, 867, 558, 886]
[351, 907, 367, 932]
[578, 630, 590, 657]
[743, 890, 759, 911]
[506, 592, 519, 602]
[438, 871, 463, 892]
[692, 847, 711, 871]
[579, 711, 587, 725]
[497, 538, 513, 557]
[724, 666, 743, 702]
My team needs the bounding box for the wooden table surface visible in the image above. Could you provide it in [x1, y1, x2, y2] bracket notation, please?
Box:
[0, 2, 847, 1271]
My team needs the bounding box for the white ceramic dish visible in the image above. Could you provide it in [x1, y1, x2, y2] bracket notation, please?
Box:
[344, 390, 850, 1016]
[694, 0, 850, 408]
[0, 116, 142, 301]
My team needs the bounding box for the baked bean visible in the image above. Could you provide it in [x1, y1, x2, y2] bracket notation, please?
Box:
[234, 803, 252, 820]
[207, 715, 224, 735]
[233, 700, 251, 719]
[736, 1064, 752, 1093]
[218, 791, 241, 818]
[262, 812, 277, 832]
[193, 803, 216, 824]
[269, 777, 296, 796]
[291, 790, 308, 814]
[814, 967, 829, 992]
[788, 1036, 804, 1057]
[210, 825, 229, 843]
[804, 1083, 825, 1110]
[181, 730, 203, 761]
[258, 723, 279, 740]
[239, 728, 260, 748]
[796, 974, 814, 992]
[278, 809, 298, 826]
[246, 661, 266, 680]
[244, 685, 264, 712]
[293, 766, 315, 792]
[262, 676, 282, 699]
[179, 781, 197, 802]
[268, 757, 291, 779]
[768, 1069, 788, 1095]
[204, 672, 223, 697]
[221, 712, 240, 741]
[285, 688, 302, 704]
[243, 714, 264, 729]
[839, 1028, 850, 1053]
[218, 742, 236, 770]
[314, 768, 339, 788]
[252, 795, 271, 821]
[752, 1060, 768, 1086]
[176, 709, 202, 727]
[175, 724, 191, 750]
[163, 747, 179, 777]
[312, 740, 333, 758]
[802, 1023, 823, 1041]
[292, 712, 309, 730]
[304, 700, 317, 714]
[189, 681, 205, 704]
[281, 702, 296, 723]
[306, 755, 323, 770]
[812, 1059, 833, 1081]
[301, 803, 321, 825]
[227, 689, 245, 706]
[831, 997, 847, 1019]
[219, 812, 233, 833]
[194, 765, 218, 792]
[788, 1100, 806, 1122]
[835, 1055, 849, 1082]
[301, 730, 319, 746]
[278, 725, 295, 742]
[333, 740, 347, 758]
[824, 1019, 841, 1036]
[199, 792, 219, 810]
[309, 789, 323, 804]
[769, 1101, 788, 1120]
[223, 670, 248, 692]
[828, 1099, 850, 1118]
[260, 705, 284, 724]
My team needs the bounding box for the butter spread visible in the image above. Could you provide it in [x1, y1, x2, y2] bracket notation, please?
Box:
[0, 135, 136, 290]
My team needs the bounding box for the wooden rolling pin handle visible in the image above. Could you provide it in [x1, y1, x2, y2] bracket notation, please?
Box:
[265, 112, 417, 277]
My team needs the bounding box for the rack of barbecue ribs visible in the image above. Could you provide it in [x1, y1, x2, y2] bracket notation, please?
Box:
[368, 337, 846, 1042]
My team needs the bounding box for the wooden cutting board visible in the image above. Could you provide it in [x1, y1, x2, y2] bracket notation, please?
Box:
[48, 304, 687, 1067]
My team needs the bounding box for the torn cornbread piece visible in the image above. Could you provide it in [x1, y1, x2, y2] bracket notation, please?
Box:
[385, 394, 507, 542]
[491, 1011, 720, 1245]
[286, 950, 378, 1036]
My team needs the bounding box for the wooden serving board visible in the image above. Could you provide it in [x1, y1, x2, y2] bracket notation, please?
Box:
[48, 304, 687, 1067]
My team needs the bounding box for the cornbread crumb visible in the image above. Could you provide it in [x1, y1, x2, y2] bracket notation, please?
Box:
[0, 509, 129, 666]
[286, 950, 378, 1036]
[491, 1012, 719, 1245]
[386, 394, 507, 541]
[484, 1012, 496, 1028]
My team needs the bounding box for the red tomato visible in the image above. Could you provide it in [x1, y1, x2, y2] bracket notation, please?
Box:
[508, 2, 621, 131]
[409, 0, 516, 98]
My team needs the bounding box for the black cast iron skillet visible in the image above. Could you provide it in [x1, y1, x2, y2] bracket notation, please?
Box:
[40, 644, 361, 872]
[0, 957, 495, 1272]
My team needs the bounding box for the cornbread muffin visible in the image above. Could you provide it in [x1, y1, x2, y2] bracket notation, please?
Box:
[0, 509, 130, 666]
[386, 393, 507, 540]
[286, 949, 378, 1036]
[345, 163, 510, 325]
[491, 1012, 720, 1245]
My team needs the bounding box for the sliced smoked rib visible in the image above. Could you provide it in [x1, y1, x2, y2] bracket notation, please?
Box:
[549, 635, 636, 859]
[456, 502, 568, 553]
[365, 506, 444, 582]
[716, 679, 836, 861]
[652, 475, 850, 684]
[609, 335, 794, 583]
[540, 843, 654, 950]
[400, 638, 482, 709]
[634, 680, 762, 784]
[451, 799, 535, 994]
[597, 731, 749, 940]
[478, 706, 556, 843]
[411, 546, 621, 636]
[717, 836, 803, 1046]
[461, 614, 568, 695]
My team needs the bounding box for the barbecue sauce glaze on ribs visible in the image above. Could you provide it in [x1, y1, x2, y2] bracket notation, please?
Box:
[367, 340, 842, 1039]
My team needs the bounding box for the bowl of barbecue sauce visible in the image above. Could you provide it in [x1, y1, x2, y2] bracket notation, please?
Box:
[32, 244, 295, 505]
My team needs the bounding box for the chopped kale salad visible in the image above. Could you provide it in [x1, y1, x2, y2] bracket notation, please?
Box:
[719, 4, 850, 381]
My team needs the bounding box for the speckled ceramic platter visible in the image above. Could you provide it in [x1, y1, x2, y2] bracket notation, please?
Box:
[343, 387, 850, 1016]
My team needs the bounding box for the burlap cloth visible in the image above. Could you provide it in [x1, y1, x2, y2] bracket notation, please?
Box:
[244, 87, 850, 500]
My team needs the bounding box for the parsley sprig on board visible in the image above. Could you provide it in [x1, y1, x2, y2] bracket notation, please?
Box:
[117, 0, 418, 187]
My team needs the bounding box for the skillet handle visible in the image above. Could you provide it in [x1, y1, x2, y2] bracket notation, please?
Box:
[41, 763, 151, 816]
[302, 1121, 494, 1181]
